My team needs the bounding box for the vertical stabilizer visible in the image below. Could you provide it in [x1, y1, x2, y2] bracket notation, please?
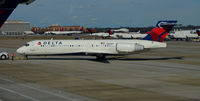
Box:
[143, 20, 177, 42]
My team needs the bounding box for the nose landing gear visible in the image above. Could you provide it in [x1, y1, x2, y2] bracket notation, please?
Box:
[24, 55, 28, 60]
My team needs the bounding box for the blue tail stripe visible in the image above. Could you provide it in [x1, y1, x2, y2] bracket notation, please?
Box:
[158, 31, 168, 42]
[143, 34, 153, 41]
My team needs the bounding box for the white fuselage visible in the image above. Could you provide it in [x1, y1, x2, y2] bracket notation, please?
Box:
[45, 31, 82, 35]
[91, 32, 147, 39]
[17, 39, 166, 56]
[169, 30, 199, 39]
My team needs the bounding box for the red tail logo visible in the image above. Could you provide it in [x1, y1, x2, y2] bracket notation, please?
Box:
[143, 20, 177, 42]
[197, 30, 200, 36]
[150, 28, 169, 42]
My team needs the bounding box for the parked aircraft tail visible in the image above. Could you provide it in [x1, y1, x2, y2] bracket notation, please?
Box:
[88, 28, 95, 34]
[106, 29, 114, 35]
[0, 0, 35, 28]
[143, 20, 177, 42]
[197, 29, 200, 36]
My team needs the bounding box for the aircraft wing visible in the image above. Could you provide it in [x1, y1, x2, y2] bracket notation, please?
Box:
[0, 0, 35, 27]
[20, 0, 35, 5]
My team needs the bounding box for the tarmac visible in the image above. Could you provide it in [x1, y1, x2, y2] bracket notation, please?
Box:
[0, 40, 200, 101]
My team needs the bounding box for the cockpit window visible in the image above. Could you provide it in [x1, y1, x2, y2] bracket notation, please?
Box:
[25, 44, 30, 47]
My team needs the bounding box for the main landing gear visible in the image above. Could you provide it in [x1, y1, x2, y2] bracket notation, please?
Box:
[96, 54, 106, 60]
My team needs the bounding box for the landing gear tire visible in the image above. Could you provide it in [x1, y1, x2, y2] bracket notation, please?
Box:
[1, 55, 7, 60]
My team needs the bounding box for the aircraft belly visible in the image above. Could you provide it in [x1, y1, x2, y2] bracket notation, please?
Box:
[26, 47, 85, 56]
[84, 47, 118, 54]
[41, 47, 83, 55]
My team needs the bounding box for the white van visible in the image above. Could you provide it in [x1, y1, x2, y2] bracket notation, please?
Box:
[0, 52, 9, 60]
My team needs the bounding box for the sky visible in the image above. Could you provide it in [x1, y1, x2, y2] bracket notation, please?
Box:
[8, 0, 200, 27]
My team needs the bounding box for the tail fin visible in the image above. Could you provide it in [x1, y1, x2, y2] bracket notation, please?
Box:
[106, 29, 114, 35]
[80, 27, 84, 31]
[88, 28, 95, 34]
[0, 0, 35, 28]
[143, 20, 177, 42]
[197, 29, 200, 36]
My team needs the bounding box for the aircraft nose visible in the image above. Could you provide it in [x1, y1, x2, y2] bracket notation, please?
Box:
[16, 47, 25, 54]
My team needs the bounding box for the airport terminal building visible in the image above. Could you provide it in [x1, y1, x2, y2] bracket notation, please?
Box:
[0, 20, 34, 36]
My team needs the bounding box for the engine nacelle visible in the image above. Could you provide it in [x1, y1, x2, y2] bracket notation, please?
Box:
[116, 43, 144, 53]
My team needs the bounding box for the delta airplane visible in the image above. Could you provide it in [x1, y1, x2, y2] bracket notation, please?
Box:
[91, 29, 146, 39]
[17, 21, 177, 60]
[0, 0, 35, 28]
[44, 31, 82, 35]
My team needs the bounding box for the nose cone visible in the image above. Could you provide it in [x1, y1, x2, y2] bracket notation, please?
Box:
[16, 47, 25, 54]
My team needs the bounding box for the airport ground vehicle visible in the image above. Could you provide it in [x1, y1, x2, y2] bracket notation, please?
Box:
[0, 52, 9, 60]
